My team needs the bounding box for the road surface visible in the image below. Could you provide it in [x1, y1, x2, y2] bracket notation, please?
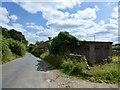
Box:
[2, 53, 118, 88]
[2, 53, 53, 88]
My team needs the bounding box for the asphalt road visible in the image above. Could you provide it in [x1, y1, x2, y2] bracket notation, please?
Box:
[2, 52, 53, 88]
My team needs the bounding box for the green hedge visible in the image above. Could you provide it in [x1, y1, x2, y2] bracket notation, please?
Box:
[8, 39, 26, 56]
[2, 36, 26, 63]
[2, 41, 13, 63]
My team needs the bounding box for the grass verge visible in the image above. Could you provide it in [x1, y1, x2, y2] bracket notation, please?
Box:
[2, 53, 23, 64]
[40, 51, 119, 84]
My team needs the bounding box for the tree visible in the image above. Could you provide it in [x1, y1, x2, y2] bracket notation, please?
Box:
[48, 31, 80, 56]
[8, 29, 28, 45]
[1, 27, 10, 38]
[1, 26, 28, 45]
[35, 41, 43, 45]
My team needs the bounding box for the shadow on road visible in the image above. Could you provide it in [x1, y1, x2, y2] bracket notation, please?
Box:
[36, 60, 54, 72]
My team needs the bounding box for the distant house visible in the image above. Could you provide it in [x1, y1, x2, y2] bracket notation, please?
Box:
[37, 37, 52, 52]
[37, 40, 50, 52]
[74, 41, 113, 65]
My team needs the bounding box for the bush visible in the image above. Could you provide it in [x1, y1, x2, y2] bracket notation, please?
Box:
[32, 48, 44, 57]
[40, 51, 62, 68]
[61, 58, 87, 75]
[2, 41, 13, 63]
[61, 60, 75, 75]
[28, 41, 45, 57]
[28, 44, 36, 52]
[48, 32, 80, 56]
[105, 68, 120, 83]
[0, 34, 2, 62]
[1, 31, 27, 63]
[83, 63, 120, 83]
[41, 50, 119, 83]
[8, 39, 26, 56]
[112, 50, 120, 56]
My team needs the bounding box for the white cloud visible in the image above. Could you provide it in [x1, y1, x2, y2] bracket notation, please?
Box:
[24, 32, 42, 44]
[26, 23, 44, 31]
[1, 2, 118, 44]
[0, 6, 25, 33]
[99, 20, 105, 26]
[13, 0, 82, 13]
[0, 7, 18, 25]
[16, 1, 117, 43]
[109, 19, 118, 25]
[24, 30, 56, 44]
[103, 23, 118, 30]
[0, 7, 10, 25]
[13, 0, 82, 21]
[9, 14, 18, 22]
[111, 6, 118, 19]
[70, 5, 99, 20]
[10, 23, 26, 32]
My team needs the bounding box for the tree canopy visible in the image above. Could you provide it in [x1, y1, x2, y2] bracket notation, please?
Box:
[48, 31, 80, 55]
[1, 27, 28, 45]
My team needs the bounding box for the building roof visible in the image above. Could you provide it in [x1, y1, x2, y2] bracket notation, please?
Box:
[37, 40, 50, 49]
[80, 41, 113, 44]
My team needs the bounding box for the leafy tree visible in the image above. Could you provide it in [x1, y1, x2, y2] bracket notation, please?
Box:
[1, 27, 10, 38]
[28, 44, 36, 52]
[8, 29, 28, 45]
[48, 31, 80, 56]
[1, 26, 28, 45]
[35, 41, 43, 45]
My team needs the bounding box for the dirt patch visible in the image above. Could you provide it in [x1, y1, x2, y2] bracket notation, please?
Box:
[45, 70, 118, 88]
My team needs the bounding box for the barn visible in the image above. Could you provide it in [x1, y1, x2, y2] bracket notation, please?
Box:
[74, 41, 113, 65]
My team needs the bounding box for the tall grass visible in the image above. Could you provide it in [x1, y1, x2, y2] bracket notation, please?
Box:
[40, 51, 62, 68]
[40, 51, 119, 84]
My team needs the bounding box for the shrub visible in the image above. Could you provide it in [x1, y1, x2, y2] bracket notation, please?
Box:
[28, 44, 36, 52]
[8, 39, 26, 56]
[2, 41, 13, 63]
[40, 51, 62, 68]
[61, 60, 75, 75]
[32, 48, 44, 57]
[41, 50, 119, 83]
[84, 63, 120, 83]
[61, 59, 87, 75]
[112, 50, 120, 56]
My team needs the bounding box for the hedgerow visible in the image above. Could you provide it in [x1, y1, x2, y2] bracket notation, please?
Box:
[8, 39, 26, 56]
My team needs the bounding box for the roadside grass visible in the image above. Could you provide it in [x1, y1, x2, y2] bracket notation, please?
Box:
[0, 61, 2, 64]
[40, 51, 62, 69]
[83, 63, 119, 83]
[0, 53, 1, 64]
[40, 51, 119, 84]
[2, 53, 22, 64]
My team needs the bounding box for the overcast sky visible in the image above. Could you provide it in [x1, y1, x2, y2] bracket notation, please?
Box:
[0, 0, 119, 44]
